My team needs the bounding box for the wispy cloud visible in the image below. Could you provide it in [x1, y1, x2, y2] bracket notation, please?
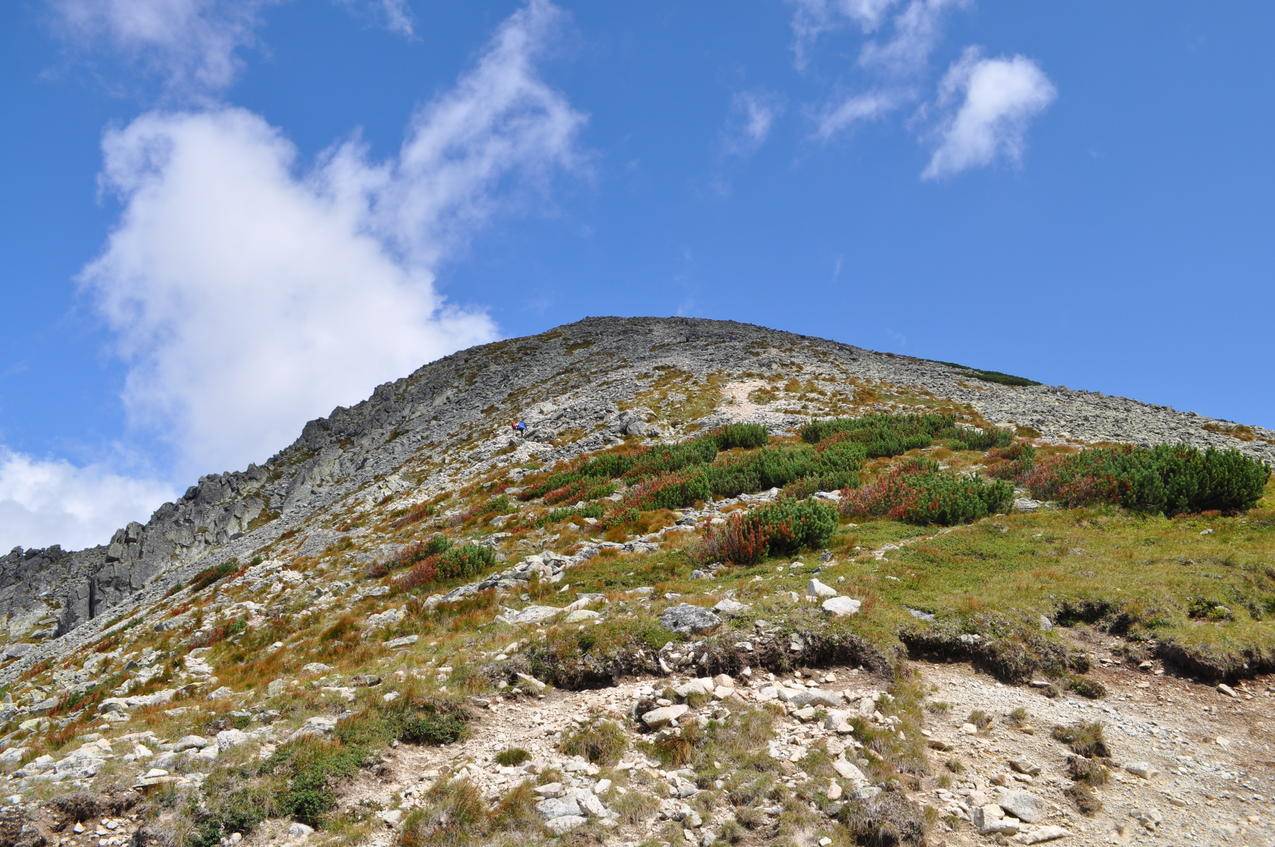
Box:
[49, 0, 417, 96]
[922, 47, 1056, 179]
[857, 0, 969, 74]
[803, 0, 968, 143]
[338, 0, 416, 37]
[50, 0, 274, 95]
[815, 89, 902, 139]
[787, 0, 900, 70]
[725, 91, 783, 156]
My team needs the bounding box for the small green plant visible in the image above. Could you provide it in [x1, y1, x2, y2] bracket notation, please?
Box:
[1066, 675, 1106, 699]
[397, 701, 469, 746]
[395, 542, 498, 592]
[1066, 754, 1110, 785]
[985, 442, 1036, 480]
[710, 423, 770, 450]
[559, 716, 628, 766]
[966, 709, 993, 730]
[495, 747, 531, 767]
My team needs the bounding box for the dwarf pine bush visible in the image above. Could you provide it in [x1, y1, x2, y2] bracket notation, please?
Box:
[985, 442, 1036, 480]
[841, 459, 1012, 526]
[1024, 444, 1268, 515]
[701, 499, 838, 564]
[395, 542, 497, 591]
[709, 422, 770, 450]
[800, 413, 1010, 457]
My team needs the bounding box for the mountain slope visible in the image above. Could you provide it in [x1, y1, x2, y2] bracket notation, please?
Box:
[1, 316, 1272, 847]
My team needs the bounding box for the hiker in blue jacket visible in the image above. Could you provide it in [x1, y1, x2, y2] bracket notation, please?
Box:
[512, 419, 527, 436]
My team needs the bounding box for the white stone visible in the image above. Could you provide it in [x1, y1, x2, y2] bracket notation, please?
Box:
[821, 596, 861, 616]
[998, 789, 1045, 823]
[642, 704, 689, 728]
[1125, 761, 1157, 778]
[1018, 825, 1070, 844]
[806, 578, 838, 599]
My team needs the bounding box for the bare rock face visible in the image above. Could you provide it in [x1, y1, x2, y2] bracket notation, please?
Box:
[3, 316, 1271, 682]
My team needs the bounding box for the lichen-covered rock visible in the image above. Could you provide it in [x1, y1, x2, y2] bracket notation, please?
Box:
[660, 604, 720, 634]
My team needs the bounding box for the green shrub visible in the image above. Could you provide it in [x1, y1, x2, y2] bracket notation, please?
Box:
[751, 498, 839, 554]
[986, 442, 1036, 480]
[543, 478, 616, 505]
[435, 544, 498, 580]
[947, 425, 1013, 451]
[626, 442, 866, 512]
[626, 470, 714, 511]
[467, 494, 513, 519]
[622, 438, 719, 480]
[841, 460, 1012, 525]
[800, 412, 1013, 458]
[903, 471, 1013, 525]
[189, 783, 275, 847]
[396, 542, 497, 591]
[269, 736, 369, 827]
[399, 710, 467, 746]
[578, 450, 641, 479]
[701, 499, 838, 564]
[966, 368, 1040, 387]
[539, 502, 606, 526]
[189, 559, 239, 592]
[1025, 444, 1269, 515]
[710, 423, 769, 450]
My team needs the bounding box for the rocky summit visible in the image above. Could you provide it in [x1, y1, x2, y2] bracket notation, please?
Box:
[1, 316, 1272, 847]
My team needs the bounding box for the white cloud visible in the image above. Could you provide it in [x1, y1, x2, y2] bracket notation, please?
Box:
[51, 0, 272, 94]
[336, 0, 415, 38]
[50, 0, 418, 95]
[858, 0, 968, 75]
[80, 0, 583, 480]
[815, 89, 901, 139]
[0, 448, 174, 552]
[725, 91, 783, 155]
[922, 48, 1056, 179]
[788, 0, 900, 69]
[374, 0, 414, 37]
[800, 0, 966, 142]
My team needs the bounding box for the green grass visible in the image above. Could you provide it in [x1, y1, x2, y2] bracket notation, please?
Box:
[857, 484, 1275, 678]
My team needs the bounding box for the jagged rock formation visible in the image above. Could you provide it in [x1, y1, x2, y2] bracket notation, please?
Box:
[3, 316, 1272, 672]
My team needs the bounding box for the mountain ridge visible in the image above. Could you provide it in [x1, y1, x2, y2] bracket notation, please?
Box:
[4, 316, 1273, 675]
[1, 316, 1273, 847]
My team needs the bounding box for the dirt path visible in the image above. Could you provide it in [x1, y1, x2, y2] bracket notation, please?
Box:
[916, 661, 1275, 846]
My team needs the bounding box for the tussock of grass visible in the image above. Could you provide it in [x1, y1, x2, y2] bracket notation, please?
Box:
[560, 715, 628, 766]
[1051, 721, 1109, 758]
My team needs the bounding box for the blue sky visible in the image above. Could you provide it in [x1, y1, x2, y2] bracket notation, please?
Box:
[1, 1, 1272, 551]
